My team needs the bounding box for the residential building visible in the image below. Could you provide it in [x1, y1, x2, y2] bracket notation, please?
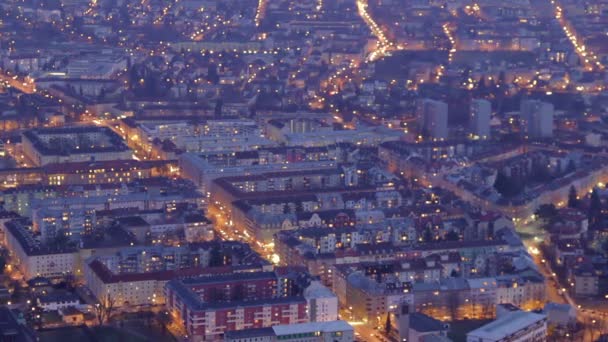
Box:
[21, 126, 132, 166]
[4, 219, 77, 279]
[165, 275, 309, 341]
[466, 311, 547, 342]
[303, 281, 339, 322]
[520, 100, 554, 139]
[543, 302, 576, 327]
[224, 320, 354, 342]
[392, 304, 450, 342]
[84, 242, 270, 307]
[469, 99, 491, 139]
[36, 292, 80, 311]
[417, 99, 448, 141]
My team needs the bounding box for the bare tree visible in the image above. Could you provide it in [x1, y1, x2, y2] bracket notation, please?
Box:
[94, 293, 116, 326]
[447, 291, 460, 321]
[157, 311, 172, 335]
[481, 299, 493, 318]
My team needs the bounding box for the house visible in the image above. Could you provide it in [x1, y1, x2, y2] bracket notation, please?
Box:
[27, 277, 53, 296]
[544, 302, 576, 327]
[37, 292, 80, 311]
[59, 307, 85, 325]
[392, 304, 450, 341]
[409, 312, 450, 341]
[553, 239, 584, 267]
[393, 304, 450, 342]
[466, 311, 547, 342]
[572, 264, 600, 297]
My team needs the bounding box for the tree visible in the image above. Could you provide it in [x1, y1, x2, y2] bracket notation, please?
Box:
[50, 233, 72, 251]
[94, 293, 116, 326]
[568, 186, 579, 209]
[157, 311, 172, 335]
[588, 188, 602, 225]
[207, 64, 220, 84]
[0, 256, 5, 273]
[98, 87, 106, 101]
[493, 172, 523, 198]
[385, 313, 392, 334]
[214, 98, 223, 117]
[601, 239, 608, 257]
[535, 204, 558, 222]
[447, 291, 460, 320]
[445, 230, 460, 241]
[423, 226, 433, 242]
[209, 245, 224, 267]
[565, 160, 576, 174]
[530, 160, 551, 182]
[498, 70, 506, 85]
[476, 76, 487, 94]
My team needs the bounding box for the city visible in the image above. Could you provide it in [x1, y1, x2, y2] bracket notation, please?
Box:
[0, 0, 607, 341]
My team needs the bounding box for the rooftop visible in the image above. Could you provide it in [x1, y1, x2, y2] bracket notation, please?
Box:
[467, 311, 546, 340]
[410, 313, 447, 333]
[272, 320, 353, 336]
[22, 126, 129, 156]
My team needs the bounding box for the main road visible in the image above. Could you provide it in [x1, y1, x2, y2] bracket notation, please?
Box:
[0, 69, 36, 94]
[356, 0, 402, 61]
[550, 0, 604, 72]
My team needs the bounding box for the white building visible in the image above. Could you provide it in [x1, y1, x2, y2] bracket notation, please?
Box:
[544, 302, 576, 327]
[467, 311, 547, 342]
[495, 276, 546, 309]
[417, 99, 448, 141]
[303, 281, 339, 322]
[33, 208, 96, 242]
[272, 321, 354, 342]
[4, 220, 77, 279]
[179, 148, 338, 197]
[21, 126, 132, 166]
[138, 121, 194, 143]
[37, 293, 80, 311]
[66, 54, 127, 79]
[224, 320, 354, 342]
[469, 99, 491, 139]
[84, 258, 169, 307]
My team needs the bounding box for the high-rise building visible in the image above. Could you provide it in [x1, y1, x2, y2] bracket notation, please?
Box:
[469, 99, 491, 139]
[417, 99, 448, 141]
[520, 100, 554, 138]
[165, 273, 309, 340]
[303, 281, 339, 322]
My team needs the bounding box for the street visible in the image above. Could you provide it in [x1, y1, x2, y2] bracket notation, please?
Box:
[0, 70, 36, 94]
[531, 243, 608, 341]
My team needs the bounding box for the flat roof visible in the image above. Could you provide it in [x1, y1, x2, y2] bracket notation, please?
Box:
[225, 327, 274, 339]
[272, 320, 353, 336]
[467, 311, 546, 340]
